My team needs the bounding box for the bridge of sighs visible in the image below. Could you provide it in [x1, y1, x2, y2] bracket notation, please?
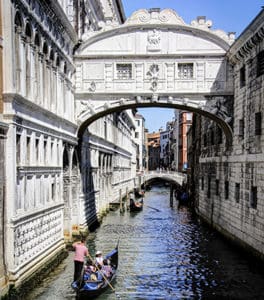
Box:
[74, 8, 235, 144]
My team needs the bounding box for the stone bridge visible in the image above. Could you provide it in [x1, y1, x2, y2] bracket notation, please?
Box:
[142, 170, 187, 186]
[75, 8, 235, 146]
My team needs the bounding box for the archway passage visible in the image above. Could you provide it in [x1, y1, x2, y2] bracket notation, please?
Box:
[76, 99, 233, 146]
[75, 8, 234, 146]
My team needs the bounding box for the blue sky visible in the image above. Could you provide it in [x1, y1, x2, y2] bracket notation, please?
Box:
[122, 0, 263, 132]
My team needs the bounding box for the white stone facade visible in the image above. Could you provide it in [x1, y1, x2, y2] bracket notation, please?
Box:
[1, 0, 77, 288]
[0, 0, 131, 294]
[134, 114, 146, 172]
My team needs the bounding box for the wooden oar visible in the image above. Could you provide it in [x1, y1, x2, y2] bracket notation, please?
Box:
[86, 252, 115, 292]
[145, 205, 160, 212]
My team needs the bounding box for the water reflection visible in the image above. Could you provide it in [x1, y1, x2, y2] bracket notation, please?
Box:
[30, 185, 264, 300]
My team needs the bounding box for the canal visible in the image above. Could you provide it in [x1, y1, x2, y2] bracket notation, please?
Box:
[27, 185, 264, 300]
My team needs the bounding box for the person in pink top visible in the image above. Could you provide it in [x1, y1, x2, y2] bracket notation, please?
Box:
[73, 238, 89, 281]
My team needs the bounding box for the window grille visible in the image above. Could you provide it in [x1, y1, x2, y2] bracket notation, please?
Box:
[235, 183, 240, 203]
[250, 186, 257, 209]
[216, 127, 222, 144]
[240, 65, 246, 87]
[116, 63, 132, 79]
[207, 176, 211, 198]
[238, 119, 244, 137]
[210, 130, 215, 145]
[257, 50, 264, 77]
[225, 181, 229, 199]
[215, 179, 219, 196]
[178, 63, 194, 79]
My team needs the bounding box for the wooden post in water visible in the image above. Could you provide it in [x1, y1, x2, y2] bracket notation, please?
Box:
[126, 187, 129, 211]
[119, 189, 123, 213]
[170, 184, 173, 207]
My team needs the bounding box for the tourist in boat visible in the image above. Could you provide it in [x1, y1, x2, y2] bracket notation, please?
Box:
[102, 259, 113, 278]
[95, 250, 104, 266]
[72, 238, 89, 282]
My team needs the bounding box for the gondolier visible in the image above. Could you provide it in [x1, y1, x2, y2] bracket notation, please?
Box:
[73, 238, 89, 282]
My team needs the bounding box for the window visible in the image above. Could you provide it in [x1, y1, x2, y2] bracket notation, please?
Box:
[178, 63, 194, 79]
[210, 130, 215, 145]
[216, 127, 222, 144]
[201, 177, 204, 190]
[44, 140, 47, 164]
[255, 112, 262, 135]
[51, 182, 55, 201]
[186, 112, 193, 121]
[240, 65, 246, 87]
[257, 50, 264, 77]
[35, 138, 39, 164]
[104, 119, 107, 139]
[135, 132, 139, 138]
[225, 181, 229, 199]
[16, 134, 21, 164]
[203, 133, 207, 147]
[116, 63, 132, 79]
[27, 136, 31, 164]
[235, 183, 240, 203]
[238, 119, 244, 137]
[215, 179, 219, 196]
[250, 186, 257, 209]
[207, 176, 211, 198]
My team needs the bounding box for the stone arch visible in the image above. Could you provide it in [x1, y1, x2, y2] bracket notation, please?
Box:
[77, 100, 233, 146]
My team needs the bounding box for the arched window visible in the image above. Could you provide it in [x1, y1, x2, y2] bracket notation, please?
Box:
[14, 12, 23, 32]
[43, 42, 48, 57]
[63, 62, 67, 75]
[49, 49, 54, 62]
[25, 23, 32, 42]
[34, 33, 40, 47]
[56, 56, 61, 68]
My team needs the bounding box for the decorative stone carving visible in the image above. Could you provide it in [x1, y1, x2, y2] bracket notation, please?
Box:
[89, 81, 96, 92]
[191, 16, 212, 30]
[13, 210, 62, 266]
[147, 64, 160, 91]
[77, 100, 96, 118]
[147, 30, 161, 52]
[207, 97, 232, 123]
[126, 9, 185, 25]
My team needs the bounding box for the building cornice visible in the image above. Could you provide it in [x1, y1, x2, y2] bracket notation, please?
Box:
[227, 8, 264, 63]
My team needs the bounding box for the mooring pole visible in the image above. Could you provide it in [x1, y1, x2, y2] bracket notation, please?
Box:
[119, 189, 123, 213]
[126, 187, 129, 210]
[170, 184, 173, 207]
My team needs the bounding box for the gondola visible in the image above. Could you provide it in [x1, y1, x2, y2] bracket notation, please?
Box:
[134, 189, 145, 198]
[129, 197, 143, 212]
[72, 242, 119, 299]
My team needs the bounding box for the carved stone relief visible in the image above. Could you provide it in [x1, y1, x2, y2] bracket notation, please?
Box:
[147, 64, 160, 91]
[147, 30, 161, 52]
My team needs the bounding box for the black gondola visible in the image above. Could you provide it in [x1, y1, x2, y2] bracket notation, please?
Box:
[129, 198, 143, 212]
[72, 242, 119, 299]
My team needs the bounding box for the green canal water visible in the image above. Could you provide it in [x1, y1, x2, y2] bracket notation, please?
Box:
[27, 185, 264, 300]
